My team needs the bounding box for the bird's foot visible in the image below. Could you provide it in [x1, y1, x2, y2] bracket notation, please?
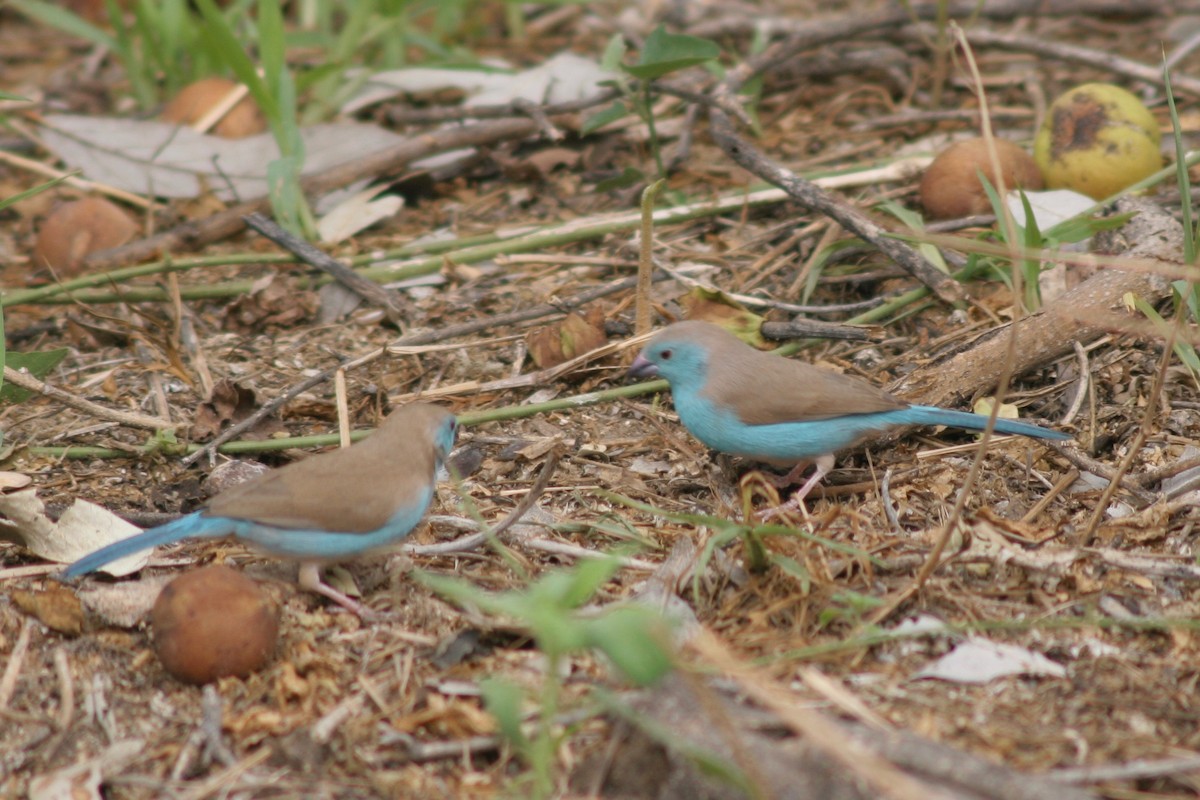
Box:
[298, 562, 377, 621]
[756, 465, 827, 523]
[757, 494, 811, 524]
[763, 461, 814, 489]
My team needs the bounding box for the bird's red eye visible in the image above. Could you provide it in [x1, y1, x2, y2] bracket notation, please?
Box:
[660, 348, 673, 360]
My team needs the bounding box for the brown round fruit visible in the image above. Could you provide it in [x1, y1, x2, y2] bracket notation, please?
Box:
[152, 565, 280, 685]
[919, 138, 1044, 219]
[161, 77, 267, 139]
[33, 198, 138, 277]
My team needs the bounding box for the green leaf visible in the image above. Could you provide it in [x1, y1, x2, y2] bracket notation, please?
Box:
[0, 175, 74, 214]
[0, 303, 5, 400]
[594, 166, 644, 192]
[876, 198, 947, 275]
[583, 606, 674, 686]
[581, 100, 629, 136]
[1, 349, 69, 404]
[767, 554, 811, 594]
[479, 677, 531, 752]
[599, 32, 627, 73]
[625, 26, 719, 80]
[1132, 294, 1200, 377]
[536, 555, 622, 610]
[8, 0, 118, 50]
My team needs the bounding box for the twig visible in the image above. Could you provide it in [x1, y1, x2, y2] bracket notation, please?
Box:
[1051, 754, 1200, 784]
[243, 213, 407, 324]
[707, 62, 963, 304]
[690, 630, 955, 800]
[0, 619, 34, 711]
[180, 347, 387, 467]
[391, 271, 666, 347]
[686, 0, 1171, 39]
[381, 87, 620, 124]
[957, 28, 1200, 97]
[1136, 454, 1200, 489]
[408, 448, 560, 556]
[0, 149, 154, 209]
[3, 365, 174, 431]
[53, 648, 73, 730]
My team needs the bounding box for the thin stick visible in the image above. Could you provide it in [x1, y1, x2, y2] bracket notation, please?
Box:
[243, 212, 407, 324]
[636, 180, 666, 335]
[3, 365, 174, 431]
[180, 347, 387, 467]
[0, 619, 34, 711]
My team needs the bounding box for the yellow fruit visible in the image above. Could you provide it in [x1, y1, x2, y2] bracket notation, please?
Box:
[1033, 83, 1161, 200]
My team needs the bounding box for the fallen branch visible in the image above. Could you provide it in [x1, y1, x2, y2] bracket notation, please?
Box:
[891, 198, 1179, 406]
[3, 366, 175, 432]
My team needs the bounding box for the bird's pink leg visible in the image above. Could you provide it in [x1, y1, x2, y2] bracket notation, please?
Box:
[758, 454, 834, 522]
[298, 562, 375, 619]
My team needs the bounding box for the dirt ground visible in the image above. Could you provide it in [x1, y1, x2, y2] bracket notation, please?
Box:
[3, 2, 1200, 798]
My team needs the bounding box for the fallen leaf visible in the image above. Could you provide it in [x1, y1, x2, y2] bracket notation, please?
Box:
[316, 185, 404, 244]
[0, 489, 146, 575]
[915, 638, 1066, 683]
[525, 307, 608, 368]
[192, 380, 284, 441]
[679, 287, 767, 347]
[39, 115, 408, 201]
[10, 583, 85, 635]
[77, 574, 175, 628]
[0, 472, 33, 491]
[223, 274, 318, 333]
[341, 52, 613, 115]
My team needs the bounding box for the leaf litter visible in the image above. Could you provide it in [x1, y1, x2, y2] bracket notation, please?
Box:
[2, 3, 1200, 799]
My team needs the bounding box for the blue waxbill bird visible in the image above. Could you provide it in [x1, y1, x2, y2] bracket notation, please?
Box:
[629, 321, 1069, 511]
[64, 403, 458, 616]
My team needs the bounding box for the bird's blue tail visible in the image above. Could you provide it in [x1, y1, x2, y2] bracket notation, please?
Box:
[63, 512, 233, 577]
[900, 405, 1071, 440]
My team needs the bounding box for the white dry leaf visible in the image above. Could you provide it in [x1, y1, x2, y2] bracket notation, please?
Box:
[1005, 188, 1096, 237]
[628, 457, 673, 476]
[0, 489, 146, 576]
[915, 638, 1066, 684]
[76, 574, 175, 628]
[0, 471, 33, 490]
[316, 185, 403, 243]
[38, 115, 408, 201]
[342, 52, 613, 115]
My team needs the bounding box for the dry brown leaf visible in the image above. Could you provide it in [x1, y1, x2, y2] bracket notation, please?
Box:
[525, 306, 607, 368]
[193, 379, 286, 441]
[10, 583, 85, 635]
[223, 274, 318, 333]
[679, 287, 767, 348]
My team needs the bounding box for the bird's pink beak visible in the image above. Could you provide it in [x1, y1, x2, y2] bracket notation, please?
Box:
[629, 354, 659, 379]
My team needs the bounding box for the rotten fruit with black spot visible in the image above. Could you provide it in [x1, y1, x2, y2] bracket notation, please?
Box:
[1033, 83, 1161, 200]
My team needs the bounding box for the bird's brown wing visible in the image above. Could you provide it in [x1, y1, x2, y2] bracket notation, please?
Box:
[207, 407, 444, 532]
[703, 346, 905, 425]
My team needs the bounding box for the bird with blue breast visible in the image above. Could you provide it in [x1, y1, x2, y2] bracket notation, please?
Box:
[628, 321, 1070, 514]
[64, 402, 458, 617]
